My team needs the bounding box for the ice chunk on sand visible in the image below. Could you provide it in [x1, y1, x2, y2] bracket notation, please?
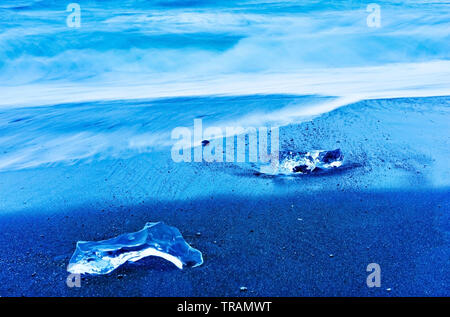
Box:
[259, 149, 343, 175]
[67, 222, 203, 275]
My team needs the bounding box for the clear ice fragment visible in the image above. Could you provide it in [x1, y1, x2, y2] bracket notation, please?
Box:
[259, 149, 343, 175]
[67, 222, 203, 275]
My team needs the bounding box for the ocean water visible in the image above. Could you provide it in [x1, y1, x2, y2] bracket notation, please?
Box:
[0, 0, 449, 171]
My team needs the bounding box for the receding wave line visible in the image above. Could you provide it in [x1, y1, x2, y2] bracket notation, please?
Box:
[0, 94, 355, 172]
[1, 60, 449, 109]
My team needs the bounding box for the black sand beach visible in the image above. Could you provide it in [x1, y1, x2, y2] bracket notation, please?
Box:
[0, 96, 449, 296]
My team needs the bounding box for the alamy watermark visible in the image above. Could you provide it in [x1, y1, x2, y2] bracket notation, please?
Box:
[171, 119, 279, 165]
[66, 273, 81, 288]
[366, 3, 381, 28]
[66, 3, 81, 28]
[366, 263, 381, 287]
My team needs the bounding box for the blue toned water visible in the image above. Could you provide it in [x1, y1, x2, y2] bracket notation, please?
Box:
[1, 0, 449, 85]
[0, 1, 449, 171]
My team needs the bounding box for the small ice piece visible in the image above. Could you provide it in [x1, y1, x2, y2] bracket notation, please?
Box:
[259, 149, 343, 175]
[67, 222, 203, 275]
